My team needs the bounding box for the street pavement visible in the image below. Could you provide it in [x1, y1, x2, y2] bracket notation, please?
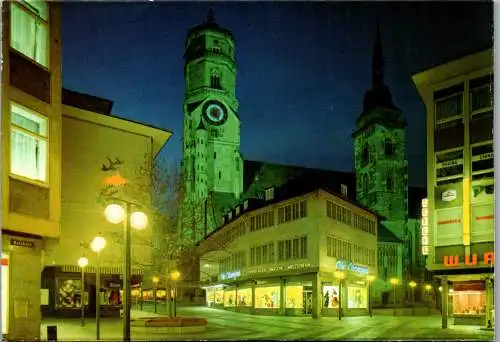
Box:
[40, 304, 495, 341]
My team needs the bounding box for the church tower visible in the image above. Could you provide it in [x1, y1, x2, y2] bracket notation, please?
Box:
[352, 23, 409, 239]
[181, 9, 243, 240]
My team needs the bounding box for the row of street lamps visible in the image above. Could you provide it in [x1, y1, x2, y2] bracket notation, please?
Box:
[77, 202, 148, 341]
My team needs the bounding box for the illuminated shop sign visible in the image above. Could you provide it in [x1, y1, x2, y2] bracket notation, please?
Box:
[444, 252, 494, 267]
[220, 271, 240, 280]
[336, 260, 368, 275]
[247, 263, 313, 275]
[421, 198, 429, 255]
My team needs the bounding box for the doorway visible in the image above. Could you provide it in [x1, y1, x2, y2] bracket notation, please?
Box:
[303, 290, 312, 315]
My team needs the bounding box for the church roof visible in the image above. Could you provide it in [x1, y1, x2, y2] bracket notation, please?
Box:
[187, 9, 235, 42]
[378, 222, 403, 243]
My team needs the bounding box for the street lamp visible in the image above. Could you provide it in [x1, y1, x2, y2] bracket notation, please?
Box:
[104, 202, 147, 342]
[171, 271, 181, 317]
[367, 275, 375, 318]
[390, 278, 399, 317]
[335, 271, 345, 320]
[77, 257, 89, 327]
[424, 284, 432, 314]
[152, 276, 159, 313]
[409, 281, 417, 316]
[90, 234, 106, 340]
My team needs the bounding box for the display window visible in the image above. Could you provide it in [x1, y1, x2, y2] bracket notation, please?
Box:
[255, 286, 280, 309]
[207, 289, 215, 305]
[286, 286, 303, 308]
[224, 289, 236, 307]
[1, 253, 9, 335]
[237, 288, 252, 306]
[214, 289, 223, 304]
[57, 279, 83, 309]
[347, 285, 367, 309]
[322, 285, 339, 308]
[452, 291, 486, 315]
[156, 290, 166, 300]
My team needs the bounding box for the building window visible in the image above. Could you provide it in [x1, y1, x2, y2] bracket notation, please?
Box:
[278, 236, 307, 261]
[341, 184, 348, 197]
[362, 146, 369, 166]
[210, 75, 221, 89]
[219, 171, 222, 179]
[278, 200, 307, 224]
[10, 1, 49, 67]
[435, 93, 463, 123]
[436, 149, 463, 184]
[10, 102, 48, 182]
[384, 139, 394, 156]
[265, 187, 274, 201]
[386, 174, 393, 191]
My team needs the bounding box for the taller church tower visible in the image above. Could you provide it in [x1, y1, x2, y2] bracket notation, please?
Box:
[352, 23, 409, 240]
[181, 10, 243, 240]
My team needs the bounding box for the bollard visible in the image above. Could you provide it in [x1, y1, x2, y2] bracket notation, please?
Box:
[47, 325, 57, 342]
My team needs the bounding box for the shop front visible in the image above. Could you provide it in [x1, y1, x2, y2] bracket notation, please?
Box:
[447, 277, 492, 326]
[1, 253, 9, 337]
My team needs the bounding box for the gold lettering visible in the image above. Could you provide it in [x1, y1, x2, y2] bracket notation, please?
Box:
[444, 255, 459, 266]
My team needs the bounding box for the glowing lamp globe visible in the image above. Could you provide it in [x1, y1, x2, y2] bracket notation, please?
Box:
[390, 278, 399, 286]
[130, 211, 148, 230]
[425, 284, 432, 291]
[104, 204, 125, 224]
[171, 271, 180, 280]
[78, 257, 89, 268]
[409, 281, 417, 288]
[91, 235, 106, 253]
[152, 276, 159, 284]
[367, 275, 375, 282]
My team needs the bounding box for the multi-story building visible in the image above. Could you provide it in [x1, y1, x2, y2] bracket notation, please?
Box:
[40, 89, 171, 317]
[198, 179, 378, 318]
[1, 1, 62, 340]
[413, 48, 494, 328]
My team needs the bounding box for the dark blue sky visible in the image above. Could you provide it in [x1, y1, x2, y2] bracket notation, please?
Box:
[61, 2, 492, 187]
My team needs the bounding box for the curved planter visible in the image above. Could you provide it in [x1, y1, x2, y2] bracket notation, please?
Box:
[131, 317, 208, 334]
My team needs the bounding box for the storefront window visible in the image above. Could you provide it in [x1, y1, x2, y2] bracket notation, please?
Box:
[224, 289, 236, 307]
[1, 253, 9, 335]
[57, 279, 83, 309]
[323, 285, 340, 308]
[452, 291, 486, 315]
[214, 289, 223, 304]
[347, 285, 367, 309]
[207, 289, 215, 305]
[255, 286, 280, 308]
[237, 288, 252, 306]
[286, 285, 303, 308]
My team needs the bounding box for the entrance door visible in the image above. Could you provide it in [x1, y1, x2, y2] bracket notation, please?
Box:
[303, 290, 312, 315]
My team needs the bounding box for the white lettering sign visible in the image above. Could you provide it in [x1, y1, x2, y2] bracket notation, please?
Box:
[442, 190, 457, 202]
[336, 260, 368, 275]
[421, 198, 429, 255]
[220, 271, 241, 280]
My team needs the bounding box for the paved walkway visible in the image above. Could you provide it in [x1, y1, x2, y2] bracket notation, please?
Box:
[40, 305, 495, 341]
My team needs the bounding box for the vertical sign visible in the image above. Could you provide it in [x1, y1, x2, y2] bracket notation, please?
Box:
[1, 253, 9, 334]
[421, 198, 429, 255]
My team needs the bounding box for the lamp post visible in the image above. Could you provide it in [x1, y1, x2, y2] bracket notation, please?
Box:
[77, 257, 89, 327]
[152, 276, 159, 313]
[104, 202, 147, 342]
[171, 271, 180, 317]
[390, 278, 399, 317]
[409, 281, 416, 316]
[367, 275, 375, 318]
[90, 235, 106, 340]
[335, 271, 345, 320]
[424, 284, 432, 315]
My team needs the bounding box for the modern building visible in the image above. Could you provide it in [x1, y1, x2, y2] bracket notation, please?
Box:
[1, 1, 62, 340]
[40, 89, 172, 317]
[198, 178, 378, 318]
[412, 48, 494, 328]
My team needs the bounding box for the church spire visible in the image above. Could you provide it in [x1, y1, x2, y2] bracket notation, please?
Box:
[207, 7, 216, 24]
[372, 16, 385, 90]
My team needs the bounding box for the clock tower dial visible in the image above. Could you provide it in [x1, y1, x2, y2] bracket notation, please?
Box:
[202, 100, 228, 126]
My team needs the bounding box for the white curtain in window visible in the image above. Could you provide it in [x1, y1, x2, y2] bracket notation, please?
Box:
[11, 130, 38, 179]
[11, 4, 48, 66]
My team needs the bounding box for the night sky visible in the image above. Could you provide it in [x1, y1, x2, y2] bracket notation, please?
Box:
[61, 2, 492, 187]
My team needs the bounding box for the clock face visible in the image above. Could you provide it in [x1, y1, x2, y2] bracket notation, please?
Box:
[202, 100, 228, 126]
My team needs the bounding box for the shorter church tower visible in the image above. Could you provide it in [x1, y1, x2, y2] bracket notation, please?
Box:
[352, 22, 408, 238]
